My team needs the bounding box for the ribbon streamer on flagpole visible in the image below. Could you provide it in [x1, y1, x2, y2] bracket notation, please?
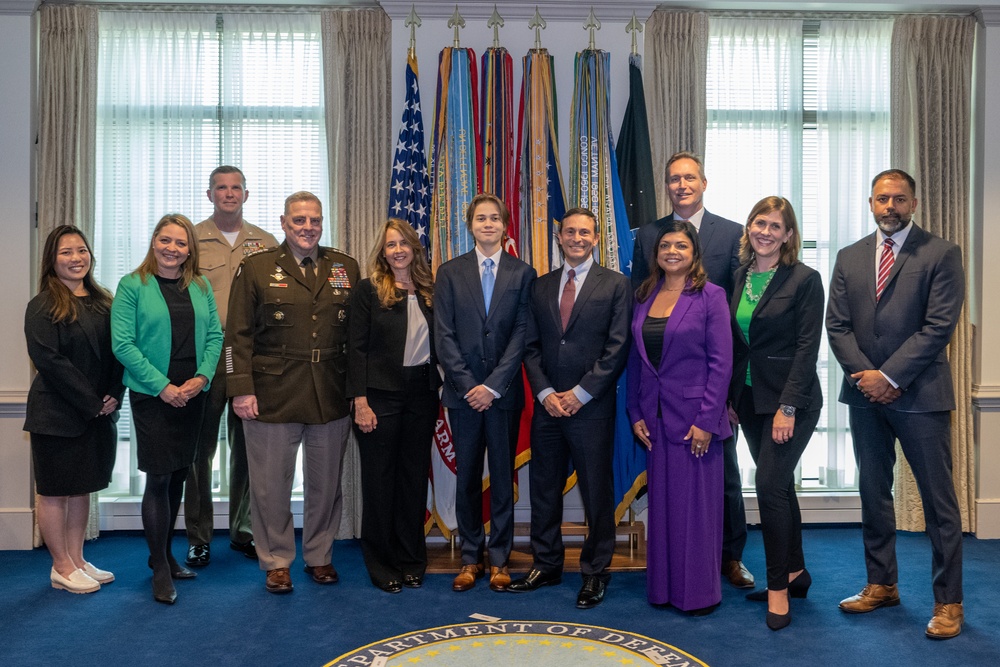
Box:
[430, 34, 481, 269]
[569, 43, 646, 523]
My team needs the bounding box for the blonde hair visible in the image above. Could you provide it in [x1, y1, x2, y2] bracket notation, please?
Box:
[367, 219, 433, 309]
[134, 214, 207, 292]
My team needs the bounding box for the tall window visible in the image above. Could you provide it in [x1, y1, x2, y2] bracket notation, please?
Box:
[705, 17, 893, 491]
[94, 11, 329, 496]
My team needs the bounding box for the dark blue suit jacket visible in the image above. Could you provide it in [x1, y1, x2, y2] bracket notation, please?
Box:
[434, 250, 535, 411]
[630, 210, 742, 299]
[523, 263, 632, 420]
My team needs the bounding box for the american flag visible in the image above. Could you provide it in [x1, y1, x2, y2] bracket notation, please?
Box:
[389, 55, 431, 257]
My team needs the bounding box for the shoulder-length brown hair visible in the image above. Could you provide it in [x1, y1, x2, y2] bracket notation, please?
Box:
[38, 225, 113, 323]
[636, 220, 707, 302]
[367, 219, 433, 309]
[738, 196, 801, 268]
[134, 214, 207, 292]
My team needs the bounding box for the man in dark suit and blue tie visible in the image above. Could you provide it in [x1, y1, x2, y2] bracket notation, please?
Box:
[435, 193, 536, 593]
[508, 207, 631, 609]
[630, 152, 754, 589]
[827, 169, 965, 639]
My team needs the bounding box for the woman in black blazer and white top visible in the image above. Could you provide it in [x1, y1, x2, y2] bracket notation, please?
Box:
[728, 197, 824, 630]
[24, 226, 124, 594]
[347, 219, 441, 593]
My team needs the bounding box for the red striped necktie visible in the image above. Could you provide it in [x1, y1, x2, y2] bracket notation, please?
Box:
[560, 268, 576, 331]
[876, 237, 895, 301]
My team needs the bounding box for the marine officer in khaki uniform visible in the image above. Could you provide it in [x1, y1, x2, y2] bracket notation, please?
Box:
[185, 166, 278, 568]
[225, 190, 359, 594]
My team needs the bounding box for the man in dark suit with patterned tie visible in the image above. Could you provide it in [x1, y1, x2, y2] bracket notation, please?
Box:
[827, 169, 965, 639]
[435, 193, 536, 593]
[630, 151, 753, 590]
[508, 207, 631, 609]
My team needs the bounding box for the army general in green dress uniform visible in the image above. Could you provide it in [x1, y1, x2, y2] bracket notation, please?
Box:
[225, 191, 360, 594]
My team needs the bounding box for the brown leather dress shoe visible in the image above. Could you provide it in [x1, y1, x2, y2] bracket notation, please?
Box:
[265, 568, 293, 594]
[722, 560, 755, 589]
[839, 583, 900, 613]
[489, 565, 511, 592]
[926, 602, 963, 639]
[304, 563, 339, 584]
[452, 563, 485, 592]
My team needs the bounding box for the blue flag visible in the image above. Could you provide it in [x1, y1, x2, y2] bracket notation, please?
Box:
[388, 55, 431, 256]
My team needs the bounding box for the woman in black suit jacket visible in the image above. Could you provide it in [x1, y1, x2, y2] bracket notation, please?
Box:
[728, 197, 824, 630]
[24, 226, 124, 594]
[347, 219, 441, 593]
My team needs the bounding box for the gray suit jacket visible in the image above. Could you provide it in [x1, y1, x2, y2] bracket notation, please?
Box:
[630, 210, 742, 299]
[435, 250, 536, 411]
[826, 223, 964, 412]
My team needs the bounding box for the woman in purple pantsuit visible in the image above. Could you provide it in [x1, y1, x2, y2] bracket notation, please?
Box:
[627, 220, 733, 615]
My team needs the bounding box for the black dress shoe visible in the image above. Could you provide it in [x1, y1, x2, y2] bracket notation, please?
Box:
[185, 544, 210, 567]
[747, 570, 811, 602]
[576, 575, 607, 609]
[688, 603, 720, 616]
[379, 580, 403, 594]
[507, 568, 562, 593]
[152, 571, 177, 605]
[402, 574, 423, 589]
[766, 610, 791, 630]
[230, 540, 258, 560]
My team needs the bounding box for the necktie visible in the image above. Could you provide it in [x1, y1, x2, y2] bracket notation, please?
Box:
[482, 258, 495, 313]
[876, 237, 894, 301]
[300, 256, 316, 290]
[560, 268, 576, 331]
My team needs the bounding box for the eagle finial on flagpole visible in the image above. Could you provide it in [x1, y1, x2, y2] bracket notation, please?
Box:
[448, 5, 466, 48]
[405, 5, 422, 59]
[528, 7, 547, 51]
[626, 11, 642, 57]
[488, 5, 505, 49]
[584, 7, 602, 51]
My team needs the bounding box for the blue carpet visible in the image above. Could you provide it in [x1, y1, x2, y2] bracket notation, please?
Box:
[1, 526, 998, 666]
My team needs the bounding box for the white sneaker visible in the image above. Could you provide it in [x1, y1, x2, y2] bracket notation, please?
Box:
[82, 562, 115, 584]
[50, 567, 100, 594]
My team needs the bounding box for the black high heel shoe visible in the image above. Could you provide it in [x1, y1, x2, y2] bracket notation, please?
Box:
[766, 610, 791, 630]
[746, 568, 811, 602]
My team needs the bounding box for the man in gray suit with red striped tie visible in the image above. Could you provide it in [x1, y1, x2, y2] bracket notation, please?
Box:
[827, 169, 965, 639]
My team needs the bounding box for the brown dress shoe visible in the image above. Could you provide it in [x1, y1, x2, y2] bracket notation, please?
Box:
[265, 568, 293, 594]
[838, 583, 900, 613]
[489, 566, 511, 592]
[304, 563, 339, 584]
[452, 563, 485, 592]
[926, 602, 963, 639]
[722, 560, 755, 589]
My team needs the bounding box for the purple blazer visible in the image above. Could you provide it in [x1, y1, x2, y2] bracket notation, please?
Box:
[626, 279, 733, 446]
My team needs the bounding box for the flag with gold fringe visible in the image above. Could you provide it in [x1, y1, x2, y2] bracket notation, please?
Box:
[569, 49, 647, 522]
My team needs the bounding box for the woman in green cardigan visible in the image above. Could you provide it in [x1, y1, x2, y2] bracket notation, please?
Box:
[111, 214, 223, 604]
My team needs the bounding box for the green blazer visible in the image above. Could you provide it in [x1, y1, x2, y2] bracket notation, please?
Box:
[111, 272, 223, 396]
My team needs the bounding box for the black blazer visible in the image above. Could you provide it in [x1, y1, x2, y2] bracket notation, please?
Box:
[523, 263, 632, 420]
[434, 250, 536, 411]
[630, 210, 743, 299]
[23, 291, 125, 437]
[728, 262, 824, 414]
[346, 278, 441, 395]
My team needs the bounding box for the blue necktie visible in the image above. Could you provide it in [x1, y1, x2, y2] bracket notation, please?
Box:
[482, 258, 495, 314]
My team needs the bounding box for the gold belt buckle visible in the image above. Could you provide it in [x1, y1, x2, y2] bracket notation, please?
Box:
[311, 349, 321, 363]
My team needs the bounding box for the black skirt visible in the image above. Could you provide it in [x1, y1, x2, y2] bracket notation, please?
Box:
[130, 389, 206, 475]
[31, 417, 116, 496]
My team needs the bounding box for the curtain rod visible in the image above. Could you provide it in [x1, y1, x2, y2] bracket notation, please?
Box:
[42, 1, 381, 13]
[655, 7, 976, 20]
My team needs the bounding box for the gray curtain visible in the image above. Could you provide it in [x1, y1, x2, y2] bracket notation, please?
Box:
[38, 5, 99, 245]
[321, 7, 392, 538]
[644, 10, 709, 217]
[36, 4, 101, 545]
[890, 14, 977, 532]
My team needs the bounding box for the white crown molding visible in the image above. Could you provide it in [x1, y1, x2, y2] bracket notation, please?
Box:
[977, 5, 1000, 23]
[0, 0, 37, 16]
[973, 384, 1000, 409]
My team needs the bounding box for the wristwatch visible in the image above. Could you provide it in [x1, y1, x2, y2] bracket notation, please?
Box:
[779, 404, 797, 417]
